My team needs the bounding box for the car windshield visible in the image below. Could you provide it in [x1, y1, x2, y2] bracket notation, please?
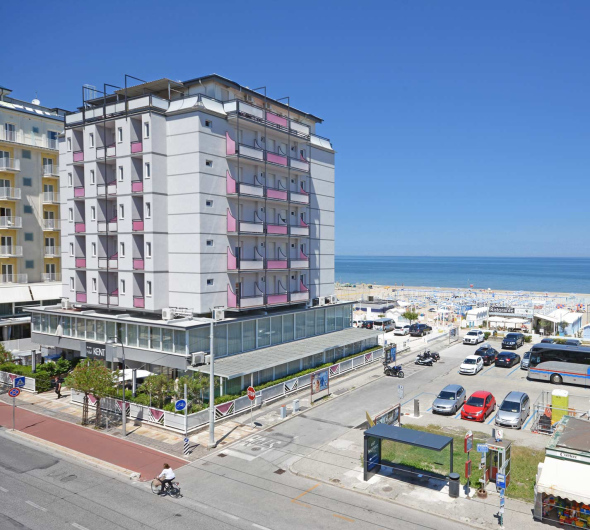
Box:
[506, 334, 518, 339]
[463, 359, 476, 364]
[500, 401, 520, 413]
[524, 352, 531, 359]
[467, 332, 477, 336]
[438, 391, 456, 400]
[467, 397, 484, 407]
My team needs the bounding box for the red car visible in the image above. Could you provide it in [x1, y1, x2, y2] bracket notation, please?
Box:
[461, 391, 496, 422]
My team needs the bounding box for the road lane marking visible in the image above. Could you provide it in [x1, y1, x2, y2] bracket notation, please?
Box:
[292, 500, 311, 508]
[291, 483, 319, 502]
[0, 487, 8, 492]
[26, 501, 47, 511]
[253, 524, 272, 530]
[72, 524, 90, 530]
[487, 413, 497, 425]
[333, 514, 355, 522]
[220, 512, 239, 520]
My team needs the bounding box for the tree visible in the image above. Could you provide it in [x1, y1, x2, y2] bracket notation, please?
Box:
[177, 373, 221, 407]
[402, 311, 419, 324]
[140, 374, 173, 409]
[558, 321, 569, 335]
[65, 360, 117, 427]
[0, 343, 13, 365]
[538, 319, 554, 336]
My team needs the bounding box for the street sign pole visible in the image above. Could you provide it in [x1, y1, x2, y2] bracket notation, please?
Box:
[12, 394, 15, 431]
[184, 383, 188, 436]
[9, 387, 21, 431]
[247, 386, 256, 426]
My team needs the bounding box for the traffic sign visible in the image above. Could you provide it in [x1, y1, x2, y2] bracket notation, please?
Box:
[175, 399, 187, 411]
[247, 386, 256, 401]
[8, 388, 20, 398]
[496, 473, 506, 489]
[13, 376, 25, 388]
[476, 444, 489, 453]
[397, 385, 404, 399]
[464, 431, 473, 453]
[499, 488, 505, 497]
[184, 437, 189, 443]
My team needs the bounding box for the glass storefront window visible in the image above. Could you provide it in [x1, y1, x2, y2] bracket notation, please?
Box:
[49, 315, 58, 333]
[127, 325, 138, 347]
[316, 308, 325, 335]
[306, 311, 315, 336]
[173, 330, 186, 354]
[242, 320, 255, 352]
[41, 314, 48, 333]
[283, 313, 294, 342]
[86, 319, 95, 340]
[189, 326, 209, 353]
[162, 328, 173, 352]
[116, 323, 126, 344]
[295, 313, 305, 340]
[106, 321, 116, 342]
[336, 306, 344, 330]
[228, 322, 241, 354]
[138, 326, 149, 348]
[62, 316, 71, 336]
[32, 314, 40, 332]
[150, 327, 161, 350]
[258, 318, 270, 348]
[326, 307, 335, 332]
[271, 316, 282, 345]
[77, 318, 86, 339]
[96, 320, 105, 342]
[215, 325, 227, 357]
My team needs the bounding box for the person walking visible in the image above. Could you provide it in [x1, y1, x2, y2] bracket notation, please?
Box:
[54, 376, 62, 399]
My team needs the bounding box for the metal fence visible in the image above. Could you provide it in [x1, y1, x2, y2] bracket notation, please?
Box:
[69, 347, 384, 434]
[0, 370, 36, 392]
[530, 390, 590, 435]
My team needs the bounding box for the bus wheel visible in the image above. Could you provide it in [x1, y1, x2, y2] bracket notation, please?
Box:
[550, 374, 563, 385]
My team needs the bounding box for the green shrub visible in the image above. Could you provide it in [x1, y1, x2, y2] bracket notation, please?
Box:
[484, 332, 491, 340]
[554, 338, 568, 345]
[524, 335, 532, 343]
[35, 373, 52, 393]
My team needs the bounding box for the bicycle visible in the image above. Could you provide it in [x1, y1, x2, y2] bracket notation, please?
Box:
[151, 478, 182, 498]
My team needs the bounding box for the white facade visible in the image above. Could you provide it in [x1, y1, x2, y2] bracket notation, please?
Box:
[61, 76, 335, 316]
[465, 306, 488, 327]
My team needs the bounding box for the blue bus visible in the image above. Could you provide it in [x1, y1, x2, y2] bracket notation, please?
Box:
[528, 343, 590, 387]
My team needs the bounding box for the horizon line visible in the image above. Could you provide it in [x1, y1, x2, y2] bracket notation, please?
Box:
[335, 255, 590, 259]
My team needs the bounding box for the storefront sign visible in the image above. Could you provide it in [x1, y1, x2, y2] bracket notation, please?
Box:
[489, 306, 515, 314]
[546, 449, 590, 465]
[85, 342, 106, 360]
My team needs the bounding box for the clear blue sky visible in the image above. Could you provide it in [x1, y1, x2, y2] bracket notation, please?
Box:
[4, 1, 590, 257]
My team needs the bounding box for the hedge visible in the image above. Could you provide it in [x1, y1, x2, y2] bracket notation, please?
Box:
[0, 363, 52, 392]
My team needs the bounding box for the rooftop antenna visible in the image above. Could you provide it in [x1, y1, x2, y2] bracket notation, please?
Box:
[32, 91, 40, 106]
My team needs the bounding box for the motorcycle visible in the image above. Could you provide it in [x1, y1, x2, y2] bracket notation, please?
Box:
[415, 354, 434, 366]
[384, 363, 404, 378]
[423, 349, 440, 362]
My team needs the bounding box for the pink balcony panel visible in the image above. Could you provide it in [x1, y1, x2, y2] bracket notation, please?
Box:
[76, 292, 87, 303]
[301, 279, 309, 292]
[75, 258, 86, 268]
[226, 170, 236, 194]
[300, 217, 309, 227]
[227, 284, 237, 308]
[266, 152, 287, 166]
[133, 258, 144, 270]
[227, 247, 237, 270]
[131, 141, 143, 153]
[73, 151, 84, 162]
[227, 209, 237, 232]
[132, 220, 144, 231]
[267, 293, 288, 305]
[132, 181, 144, 193]
[267, 260, 288, 269]
[74, 187, 85, 197]
[266, 111, 288, 128]
[226, 132, 236, 156]
[75, 223, 86, 233]
[133, 297, 145, 308]
[300, 249, 309, 260]
[267, 224, 288, 235]
[267, 188, 288, 201]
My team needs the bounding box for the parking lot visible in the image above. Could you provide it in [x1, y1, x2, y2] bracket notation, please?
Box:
[397, 339, 590, 448]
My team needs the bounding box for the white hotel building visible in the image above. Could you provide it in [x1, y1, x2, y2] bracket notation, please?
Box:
[29, 75, 377, 394]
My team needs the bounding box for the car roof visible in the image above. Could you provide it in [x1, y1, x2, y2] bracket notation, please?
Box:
[470, 390, 491, 398]
[498, 351, 515, 355]
[464, 355, 481, 361]
[442, 384, 463, 392]
[504, 391, 527, 400]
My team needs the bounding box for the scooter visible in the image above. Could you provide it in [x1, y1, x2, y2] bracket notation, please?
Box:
[384, 363, 404, 378]
[415, 354, 434, 366]
[423, 349, 441, 362]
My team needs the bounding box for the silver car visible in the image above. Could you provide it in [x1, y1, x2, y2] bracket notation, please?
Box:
[520, 351, 531, 370]
[432, 384, 466, 415]
[495, 391, 530, 429]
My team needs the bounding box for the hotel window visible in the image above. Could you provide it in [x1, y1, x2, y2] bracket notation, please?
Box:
[91, 243, 97, 256]
[68, 208, 73, 222]
[119, 242, 125, 257]
[145, 202, 151, 218]
[118, 166, 123, 182]
[205, 120, 212, 128]
[92, 278, 97, 292]
[207, 279, 214, 286]
[68, 173, 73, 187]
[117, 128, 123, 143]
[25, 233, 33, 241]
[89, 133, 94, 147]
[69, 243, 74, 256]
[22, 149, 31, 159]
[70, 277, 74, 291]
[119, 204, 124, 219]
[146, 281, 152, 296]
[23, 177, 32, 186]
[24, 205, 33, 214]
[120, 279, 125, 294]
[91, 206, 96, 221]
[144, 122, 150, 138]
[206, 160, 213, 167]
[146, 242, 152, 258]
[206, 239, 213, 247]
[206, 200, 213, 207]
[145, 162, 151, 178]
[67, 137, 72, 151]
[90, 169, 95, 184]
[25, 260, 34, 269]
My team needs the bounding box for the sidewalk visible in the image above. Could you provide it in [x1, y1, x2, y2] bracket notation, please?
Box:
[289, 427, 542, 529]
[0, 402, 187, 480]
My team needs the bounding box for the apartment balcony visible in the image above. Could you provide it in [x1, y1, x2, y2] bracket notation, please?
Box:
[73, 151, 84, 163]
[226, 134, 309, 172]
[0, 216, 22, 229]
[226, 171, 288, 202]
[98, 255, 118, 269]
[0, 274, 28, 284]
[42, 219, 60, 231]
[290, 186, 310, 204]
[227, 247, 264, 271]
[267, 187, 288, 201]
[98, 292, 119, 306]
[131, 180, 143, 193]
[290, 289, 310, 303]
[227, 210, 307, 237]
[267, 258, 288, 270]
[267, 292, 288, 305]
[291, 218, 310, 237]
[290, 249, 310, 269]
[0, 129, 59, 150]
[97, 219, 117, 232]
[73, 186, 85, 198]
[227, 284, 264, 309]
[131, 141, 143, 154]
[0, 187, 21, 201]
[267, 223, 288, 235]
[42, 191, 60, 203]
[41, 273, 61, 282]
[133, 258, 145, 270]
[76, 291, 87, 303]
[96, 144, 116, 159]
[132, 219, 144, 232]
[43, 164, 59, 177]
[0, 245, 23, 257]
[75, 257, 86, 268]
[0, 158, 20, 172]
[74, 222, 85, 233]
[97, 182, 117, 196]
[133, 296, 145, 308]
[44, 246, 61, 257]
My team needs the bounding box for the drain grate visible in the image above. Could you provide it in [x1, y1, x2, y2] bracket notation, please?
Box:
[274, 469, 286, 475]
[218, 453, 227, 458]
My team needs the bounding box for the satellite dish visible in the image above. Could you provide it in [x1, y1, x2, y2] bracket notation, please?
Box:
[32, 98, 40, 105]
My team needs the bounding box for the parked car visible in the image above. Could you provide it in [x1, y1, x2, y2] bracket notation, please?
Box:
[432, 384, 466, 415]
[495, 391, 530, 429]
[361, 320, 375, 330]
[394, 324, 410, 336]
[475, 343, 499, 365]
[565, 339, 582, 346]
[461, 391, 496, 422]
[463, 330, 485, 345]
[502, 332, 525, 349]
[495, 352, 521, 368]
[520, 351, 531, 370]
[459, 355, 484, 375]
[540, 338, 555, 344]
[409, 323, 432, 337]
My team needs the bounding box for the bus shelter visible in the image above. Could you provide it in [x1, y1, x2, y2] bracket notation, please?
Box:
[364, 424, 454, 482]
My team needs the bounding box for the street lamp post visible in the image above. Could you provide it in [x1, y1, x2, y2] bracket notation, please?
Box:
[208, 315, 216, 449]
[107, 337, 126, 437]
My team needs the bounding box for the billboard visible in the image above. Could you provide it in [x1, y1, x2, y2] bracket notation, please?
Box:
[374, 404, 401, 427]
[310, 368, 329, 403]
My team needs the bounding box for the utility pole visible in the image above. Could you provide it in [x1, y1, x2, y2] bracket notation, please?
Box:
[208, 316, 216, 449]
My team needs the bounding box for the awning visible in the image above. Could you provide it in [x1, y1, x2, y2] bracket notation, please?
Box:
[536, 457, 590, 504]
[30, 283, 62, 301]
[0, 286, 32, 303]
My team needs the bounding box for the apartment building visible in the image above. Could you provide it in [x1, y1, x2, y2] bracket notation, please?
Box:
[0, 86, 65, 343]
[29, 75, 378, 393]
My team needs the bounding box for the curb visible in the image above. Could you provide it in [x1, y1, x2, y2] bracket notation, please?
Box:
[3, 428, 141, 481]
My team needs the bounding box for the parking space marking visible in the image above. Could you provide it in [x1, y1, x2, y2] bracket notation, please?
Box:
[454, 412, 462, 419]
[487, 413, 497, 425]
[401, 392, 426, 407]
[480, 365, 495, 376]
[505, 367, 521, 378]
[523, 413, 535, 430]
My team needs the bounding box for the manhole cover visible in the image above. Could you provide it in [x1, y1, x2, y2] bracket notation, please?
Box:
[382, 486, 392, 492]
[174, 513, 181, 517]
[251, 447, 261, 452]
[60, 475, 76, 483]
[274, 469, 286, 475]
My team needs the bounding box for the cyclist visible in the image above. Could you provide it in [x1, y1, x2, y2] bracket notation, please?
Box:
[155, 463, 176, 495]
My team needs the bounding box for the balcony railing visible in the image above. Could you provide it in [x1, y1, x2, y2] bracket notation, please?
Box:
[43, 164, 59, 177]
[290, 187, 309, 204]
[0, 129, 59, 150]
[74, 186, 85, 198]
[290, 289, 310, 302]
[0, 274, 28, 284]
[41, 273, 61, 282]
[76, 291, 87, 303]
[97, 182, 117, 196]
[75, 258, 86, 268]
[97, 219, 117, 233]
[226, 171, 288, 202]
[42, 219, 60, 231]
[74, 222, 85, 233]
[0, 187, 21, 200]
[0, 158, 20, 172]
[0, 245, 23, 257]
[42, 191, 60, 203]
[133, 296, 145, 308]
[98, 255, 118, 269]
[96, 144, 116, 159]
[131, 181, 143, 193]
[0, 216, 22, 229]
[98, 292, 119, 306]
[133, 258, 145, 270]
[131, 141, 143, 153]
[66, 94, 169, 125]
[226, 134, 310, 172]
[44, 246, 61, 257]
[227, 283, 309, 308]
[132, 219, 144, 231]
[73, 151, 84, 163]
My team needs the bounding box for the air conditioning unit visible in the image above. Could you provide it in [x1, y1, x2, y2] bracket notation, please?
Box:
[61, 299, 71, 310]
[162, 308, 174, 320]
[329, 295, 337, 304]
[213, 308, 225, 321]
[312, 297, 320, 307]
[318, 297, 326, 306]
[191, 352, 206, 366]
[204, 354, 211, 365]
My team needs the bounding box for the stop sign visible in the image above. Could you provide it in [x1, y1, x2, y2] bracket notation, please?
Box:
[247, 386, 256, 401]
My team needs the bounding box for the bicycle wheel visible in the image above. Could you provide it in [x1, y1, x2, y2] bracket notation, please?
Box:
[151, 480, 161, 494]
[170, 486, 182, 499]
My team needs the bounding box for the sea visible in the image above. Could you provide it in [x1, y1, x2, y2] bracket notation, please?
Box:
[335, 256, 590, 294]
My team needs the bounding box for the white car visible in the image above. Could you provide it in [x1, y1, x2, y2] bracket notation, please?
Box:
[463, 330, 485, 345]
[394, 325, 410, 336]
[459, 355, 484, 375]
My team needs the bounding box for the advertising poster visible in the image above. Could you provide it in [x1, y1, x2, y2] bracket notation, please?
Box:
[310, 368, 329, 403]
[374, 404, 401, 427]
